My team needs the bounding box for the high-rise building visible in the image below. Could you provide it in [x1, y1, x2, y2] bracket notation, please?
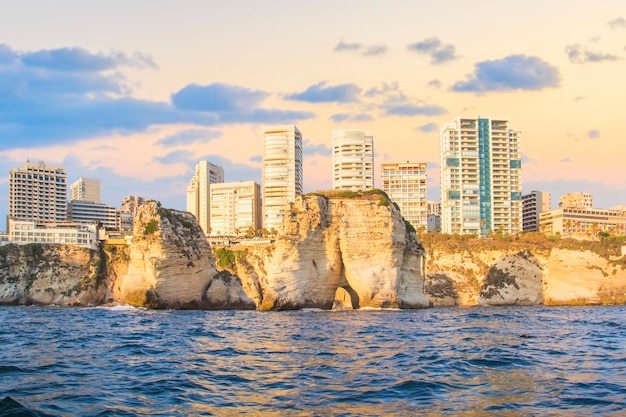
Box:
[332, 129, 374, 191]
[381, 162, 427, 231]
[522, 191, 551, 232]
[209, 181, 261, 236]
[427, 201, 441, 233]
[440, 117, 522, 236]
[559, 192, 593, 209]
[8, 161, 67, 227]
[262, 125, 303, 232]
[70, 177, 100, 203]
[187, 161, 224, 236]
[121, 196, 145, 217]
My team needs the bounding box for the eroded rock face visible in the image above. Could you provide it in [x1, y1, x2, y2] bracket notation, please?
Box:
[259, 195, 430, 310]
[114, 201, 250, 309]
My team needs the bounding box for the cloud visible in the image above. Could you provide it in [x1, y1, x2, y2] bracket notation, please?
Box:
[156, 129, 223, 147]
[587, 129, 600, 139]
[333, 39, 387, 56]
[329, 113, 373, 123]
[385, 104, 447, 117]
[565, 44, 621, 64]
[573, 96, 585, 101]
[303, 139, 332, 157]
[286, 81, 361, 103]
[416, 123, 439, 133]
[608, 17, 626, 29]
[0, 44, 314, 148]
[249, 155, 262, 163]
[452, 55, 560, 92]
[559, 157, 572, 163]
[521, 154, 538, 165]
[407, 37, 459, 64]
[153, 150, 196, 164]
[427, 79, 442, 88]
[365, 82, 399, 98]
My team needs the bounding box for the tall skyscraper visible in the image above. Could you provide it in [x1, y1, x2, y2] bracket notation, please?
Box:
[187, 161, 224, 236]
[8, 160, 67, 225]
[522, 191, 551, 232]
[332, 129, 374, 191]
[70, 177, 100, 203]
[440, 117, 522, 236]
[262, 125, 303, 232]
[209, 181, 261, 236]
[381, 162, 428, 231]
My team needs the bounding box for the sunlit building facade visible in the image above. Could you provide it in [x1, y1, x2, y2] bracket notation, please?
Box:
[209, 181, 261, 236]
[381, 162, 427, 231]
[522, 191, 551, 232]
[440, 117, 522, 236]
[187, 161, 224, 236]
[332, 129, 374, 191]
[262, 125, 303, 232]
[70, 177, 100, 203]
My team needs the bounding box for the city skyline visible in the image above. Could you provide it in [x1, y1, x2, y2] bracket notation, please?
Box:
[1, 1, 625, 223]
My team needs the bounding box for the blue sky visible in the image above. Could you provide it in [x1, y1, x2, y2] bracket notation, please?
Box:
[1, 0, 625, 226]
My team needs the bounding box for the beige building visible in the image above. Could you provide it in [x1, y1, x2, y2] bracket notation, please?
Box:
[540, 206, 626, 238]
[8, 219, 98, 249]
[262, 125, 303, 232]
[209, 181, 261, 236]
[70, 177, 100, 203]
[381, 162, 427, 231]
[559, 192, 593, 209]
[8, 161, 67, 228]
[440, 117, 522, 236]
[522, 191, 551, 232]
[332, 129, 374, 191]
[187, 161, 224, 235]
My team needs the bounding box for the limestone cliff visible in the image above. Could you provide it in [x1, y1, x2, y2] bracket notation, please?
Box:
[421, 234, 626, 307]
[218, 192, 430, 310]
[113, 201, 254, 309]
[0, 243, 104, 306]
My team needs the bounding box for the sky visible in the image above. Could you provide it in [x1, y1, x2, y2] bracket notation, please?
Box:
[1, 0, 625, 227]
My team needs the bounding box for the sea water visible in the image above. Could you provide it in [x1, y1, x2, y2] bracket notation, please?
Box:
[1, 305, 625, 416]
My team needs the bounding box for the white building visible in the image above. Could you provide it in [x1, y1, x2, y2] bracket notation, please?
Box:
[522, 191, 551, 232]
[539, 207, 626, 238]
[381, 162, 428, 231]
[559, 192, 593, 209]
[8, 161, 67, 228]
[209, 181, 261, 236]
[70, 177, 100, 203]
[187, 161, 224, 236]
[67, 200, 119, 230]
[440, 117, 522, 236]
[262, 125, 303, 232]
[332, 129, 374, 191]
[8, 219, 98, 250]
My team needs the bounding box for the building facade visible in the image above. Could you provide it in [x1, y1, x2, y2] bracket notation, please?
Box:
[262, 125, 303, 232]
[70, 177, 100, 203]
[8, 161, 67, 227]
[381, 162, 427, 231]
[332, 129, 374, 191]
[67, 200, 119, 229]
[559, 192, 593, 209]
[187, 161, 224, 236]
[209, 181, 261, 236]
[440, 117, 522, 236]
[522, 191, 551, 232]
[8, 219, 98, 249]
[539, 206, 626, 238]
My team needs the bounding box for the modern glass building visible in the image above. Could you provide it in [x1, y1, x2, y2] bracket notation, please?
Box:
[440, 117, 522, 236]
[332, 129, 374, 191]
[262, 125, 303, 232]
[381, 162, 428, 231]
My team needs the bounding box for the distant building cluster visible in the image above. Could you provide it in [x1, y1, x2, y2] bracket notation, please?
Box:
[6, 116, 625, 248]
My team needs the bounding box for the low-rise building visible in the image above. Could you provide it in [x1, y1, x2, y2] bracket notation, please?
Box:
[8, 219, 98, 249]
[539, 207, 626, 238]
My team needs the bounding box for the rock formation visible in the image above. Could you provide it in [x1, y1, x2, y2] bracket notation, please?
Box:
[242, 192, 430, 310]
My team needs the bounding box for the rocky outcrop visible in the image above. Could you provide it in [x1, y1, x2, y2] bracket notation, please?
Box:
[249, 193, 429, 310]
[113, 201, 252, 309]
[0, 243, 104, 306]
[422, 235, 626, 307]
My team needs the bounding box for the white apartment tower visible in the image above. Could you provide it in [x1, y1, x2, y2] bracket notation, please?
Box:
[187, 161, 224, 236]
[440, 117, 522, 236]
[332, 129, 374, 191]
[8, 161, 67, 225]
[262, 125, 303, 232]
[381, 162, 428, 231]
[70, 177, 100, 203]
[209, 181, 262, 236]
[522, 191, 551, 232]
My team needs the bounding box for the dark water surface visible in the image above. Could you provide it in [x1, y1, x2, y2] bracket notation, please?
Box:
[1, 305, 625, 416]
